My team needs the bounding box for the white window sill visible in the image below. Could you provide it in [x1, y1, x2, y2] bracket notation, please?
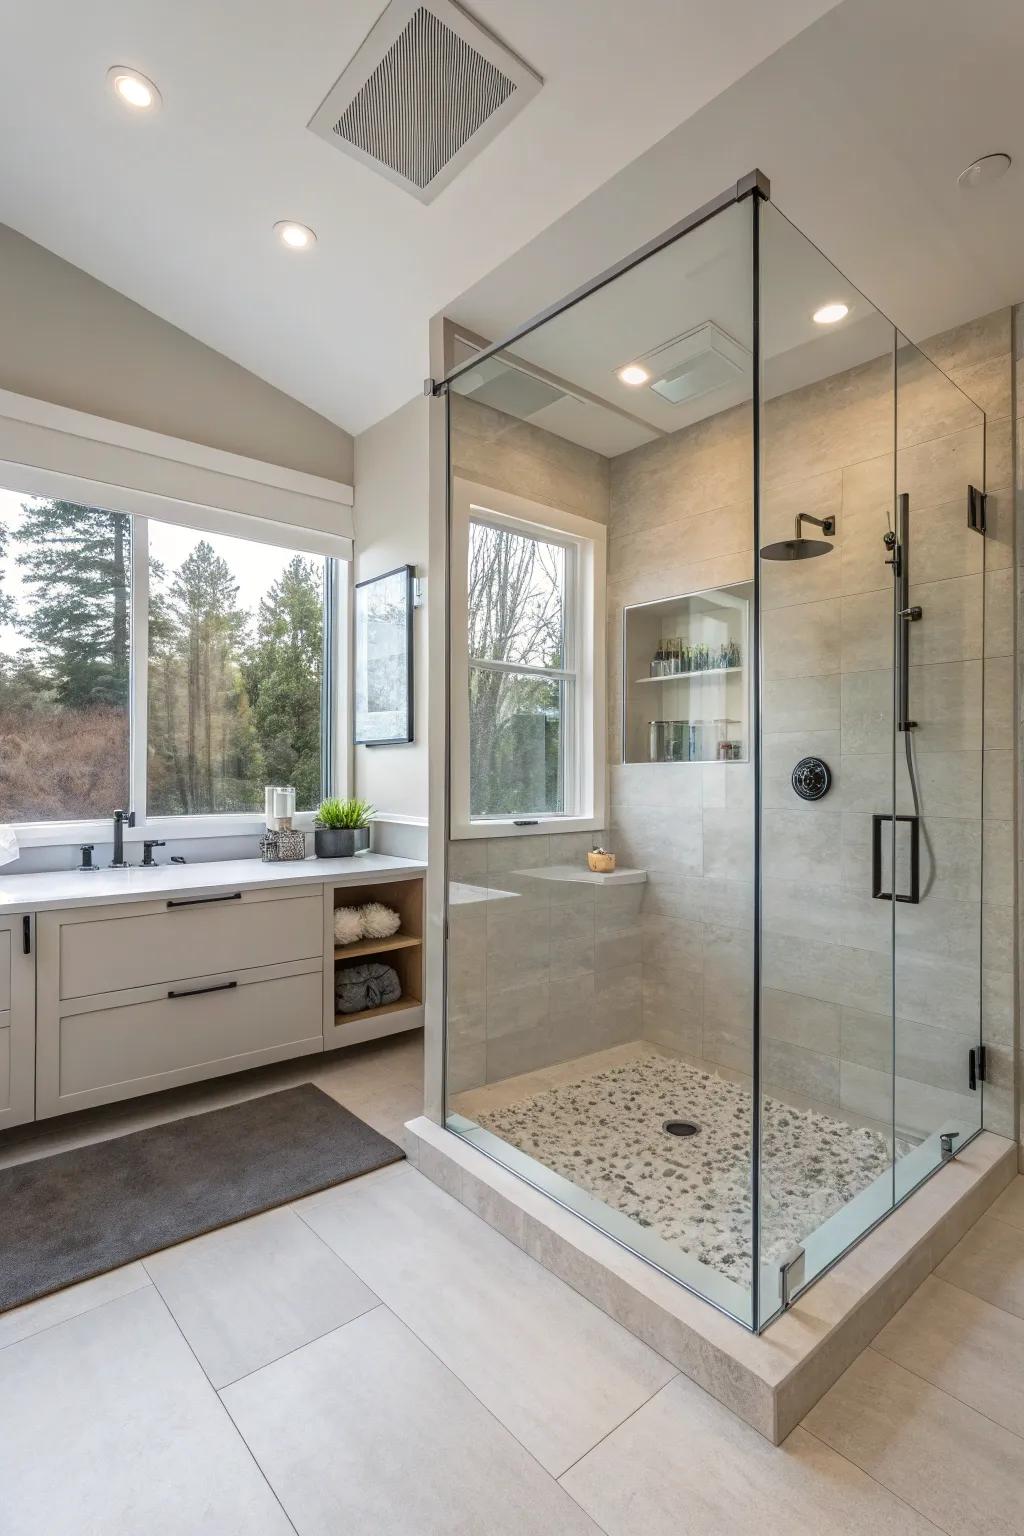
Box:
[7, 814, 317, 850]
[450, 815, 603, 841]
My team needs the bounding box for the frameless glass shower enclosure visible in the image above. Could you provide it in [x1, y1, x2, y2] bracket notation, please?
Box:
[436, 172, 988, 1330]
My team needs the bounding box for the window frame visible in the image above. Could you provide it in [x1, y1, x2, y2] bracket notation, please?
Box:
[0, 471, 351, 849]
[450, 478, 605, 841]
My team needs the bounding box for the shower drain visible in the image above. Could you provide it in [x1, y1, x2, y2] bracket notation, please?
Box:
[662, 1118, 700, 1138]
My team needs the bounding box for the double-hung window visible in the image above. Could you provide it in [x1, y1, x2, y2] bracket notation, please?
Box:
[450, 479, 605, 838]
[0, 482, 347, 842]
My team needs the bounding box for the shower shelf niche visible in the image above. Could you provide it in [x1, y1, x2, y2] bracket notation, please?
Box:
[622, 581, 752, 764]
[634, 666, 742, 685]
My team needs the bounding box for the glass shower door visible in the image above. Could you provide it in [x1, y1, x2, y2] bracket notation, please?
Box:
[891, 335, 987, 1201]
[756, 202, 899, 1325]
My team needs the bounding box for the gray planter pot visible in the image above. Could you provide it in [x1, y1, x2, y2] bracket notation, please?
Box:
[314, 825, 370, 858]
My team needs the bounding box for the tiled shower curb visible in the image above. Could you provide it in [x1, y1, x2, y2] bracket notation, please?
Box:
[404, 1116, 1016, 1442]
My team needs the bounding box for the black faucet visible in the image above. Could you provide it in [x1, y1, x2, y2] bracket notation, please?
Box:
[110, 808, 134, 869]
[142, 839, 166, 867]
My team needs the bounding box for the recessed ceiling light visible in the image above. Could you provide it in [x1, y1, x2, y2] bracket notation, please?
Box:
[957, 152, 1011, 189]
[812, 302, 849, 326]
[107, 66, 161, 112]
[274, 221, 317, 250]
[617, 363, 650, 386]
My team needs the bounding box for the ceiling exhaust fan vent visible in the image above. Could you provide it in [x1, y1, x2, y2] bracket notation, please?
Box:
[309, 0, 541, 204]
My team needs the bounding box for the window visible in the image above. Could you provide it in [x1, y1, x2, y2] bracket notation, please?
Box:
[0, 492, 131, 823]
[468, 520, 571, 818]
[451, 479, 605, 838]
[147, 522, 326, 816]
[0, 486, 346, 838]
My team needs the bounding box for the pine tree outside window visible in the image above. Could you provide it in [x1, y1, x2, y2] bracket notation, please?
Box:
[0, 488, 345, 835]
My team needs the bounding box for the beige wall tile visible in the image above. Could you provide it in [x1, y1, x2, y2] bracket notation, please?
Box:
[451, 395, 609, 523]
[763, 600, 840, 680]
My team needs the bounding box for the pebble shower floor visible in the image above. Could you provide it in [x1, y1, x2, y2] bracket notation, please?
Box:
[475, 1055, 894, 1284]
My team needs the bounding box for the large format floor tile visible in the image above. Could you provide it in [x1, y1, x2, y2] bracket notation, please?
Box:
[561, 1372, 942, 1535]
[0, 1286, 292, 1535]
[987, 1175, 1024, 1232]
[0, 1262, 149, 1350]
[873, 1274, 1024, 1439]
[222, 1306, 602, 1536]
[145, 1206, 380, 1387]
[803, 1348, 1024, 1536]
[297, 1164, 676, 1475]
[935, 1212, 1024, 1319]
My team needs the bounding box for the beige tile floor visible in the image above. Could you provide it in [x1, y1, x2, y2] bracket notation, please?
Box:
[0, 1029, 1021, 1534]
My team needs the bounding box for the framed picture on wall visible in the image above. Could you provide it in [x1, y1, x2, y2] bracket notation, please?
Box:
[354, 564, 415, 746]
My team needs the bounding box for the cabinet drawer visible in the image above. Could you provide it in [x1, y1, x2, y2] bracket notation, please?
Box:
[59, 891, 323, 1000]
[47, 968, 323, 1113]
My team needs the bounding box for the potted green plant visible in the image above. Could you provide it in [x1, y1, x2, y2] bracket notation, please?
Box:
[314, 797, 375, 858]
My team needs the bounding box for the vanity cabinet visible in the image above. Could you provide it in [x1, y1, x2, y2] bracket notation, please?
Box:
[0, 914, 36, 1129]
[0, 855, 425, 1126]
[35, 886, 325, 1118]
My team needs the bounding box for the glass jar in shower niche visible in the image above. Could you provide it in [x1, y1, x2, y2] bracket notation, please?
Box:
[623, 580, 752, 764]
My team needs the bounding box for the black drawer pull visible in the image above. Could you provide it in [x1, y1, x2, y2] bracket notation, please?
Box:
[167, 980, 239, 1000]
[166, 892, 243, 909]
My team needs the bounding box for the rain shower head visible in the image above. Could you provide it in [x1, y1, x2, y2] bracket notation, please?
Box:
[760, 513, 835, 562]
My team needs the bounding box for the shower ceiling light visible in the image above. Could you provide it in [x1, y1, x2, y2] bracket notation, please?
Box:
[617, 364, 650, 387]
[107, 66, 161, 111]
[275, 221, 317, 250]
[812, 302, 849, 326]
[957, 152, 1011, 188]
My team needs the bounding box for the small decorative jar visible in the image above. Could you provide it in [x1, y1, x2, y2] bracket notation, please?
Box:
[587, 848, 616, 874]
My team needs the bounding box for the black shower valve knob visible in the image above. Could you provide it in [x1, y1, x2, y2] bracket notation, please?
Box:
[791, 757, 832, 802]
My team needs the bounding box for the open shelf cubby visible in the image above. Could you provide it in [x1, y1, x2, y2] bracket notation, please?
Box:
[325, 875, 424, 1048]
[622, 580, 753, 764]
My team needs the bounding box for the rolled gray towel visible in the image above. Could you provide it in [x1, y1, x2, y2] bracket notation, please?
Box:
[335, 961, 402, 1014]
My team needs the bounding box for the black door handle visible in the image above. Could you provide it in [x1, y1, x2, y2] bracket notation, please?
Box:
[871, 813, 920, 903]
[167, 980, 239, 1000]
[166, 892, 242, 909]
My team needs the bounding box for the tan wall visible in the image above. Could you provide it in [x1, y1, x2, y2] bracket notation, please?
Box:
[607, 309, 1015, 1145]
[0, 224, 353, 483]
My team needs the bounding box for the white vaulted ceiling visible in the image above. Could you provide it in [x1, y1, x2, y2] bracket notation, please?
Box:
[0, 0, 841, 434]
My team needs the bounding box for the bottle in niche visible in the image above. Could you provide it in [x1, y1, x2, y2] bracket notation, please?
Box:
[651, 646, 663, 677]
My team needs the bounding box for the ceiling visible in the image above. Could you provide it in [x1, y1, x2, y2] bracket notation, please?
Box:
[450, 199, 898, 456]
[0, 0, 841, 438]
[451, 0, 1024, 421]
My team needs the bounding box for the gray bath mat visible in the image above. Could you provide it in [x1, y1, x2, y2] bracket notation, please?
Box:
[0, 1085, 404, 1313]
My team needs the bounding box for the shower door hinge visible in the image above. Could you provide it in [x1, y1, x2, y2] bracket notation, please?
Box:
[968, 1045, 987, 1091]
[967, 485, 987, 534]
[778, 1246, 806, 1310]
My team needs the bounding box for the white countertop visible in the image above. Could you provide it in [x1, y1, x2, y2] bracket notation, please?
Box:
[0, 853, 426, 915]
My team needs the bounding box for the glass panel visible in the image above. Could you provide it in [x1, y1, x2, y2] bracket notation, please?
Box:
[469, 520, 566, 667]
[0, 490, 130, 821]
[147, 522, 325, 814]
[446, 196, 757, 1327]
[892, 334, 986, 1201]
[757, 202, 897, 1324]
[469, 668, 565, 817]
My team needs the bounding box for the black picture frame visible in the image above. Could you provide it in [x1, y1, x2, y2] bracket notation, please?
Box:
[353, 564, 415, 747]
